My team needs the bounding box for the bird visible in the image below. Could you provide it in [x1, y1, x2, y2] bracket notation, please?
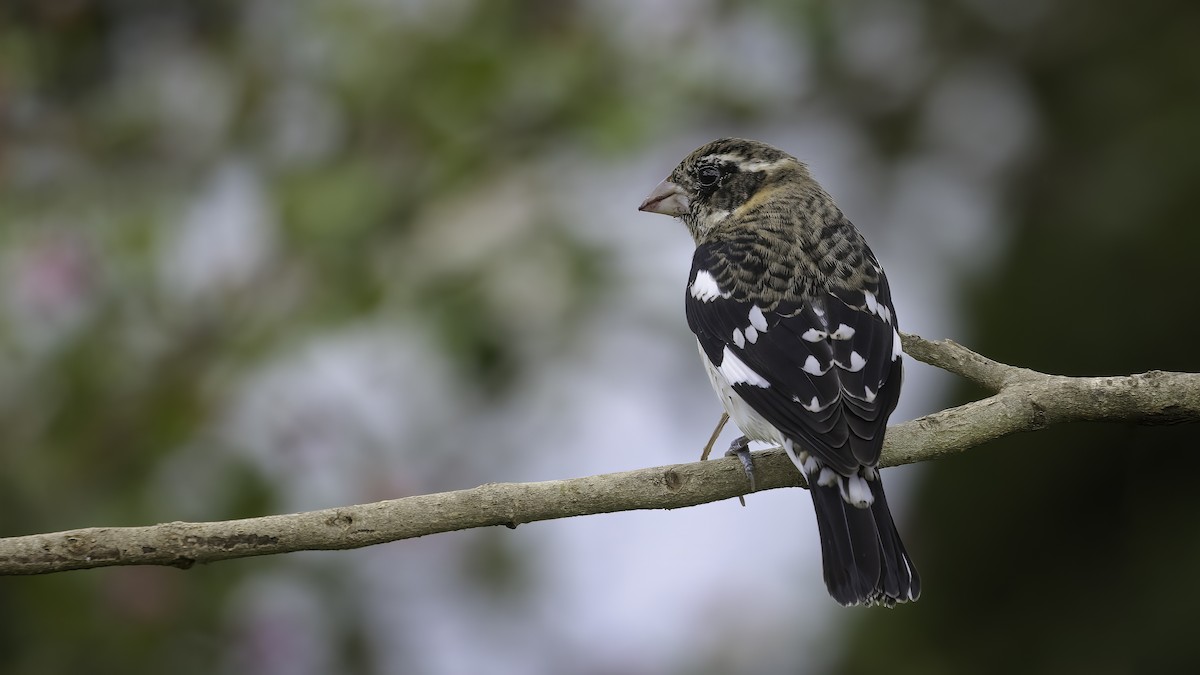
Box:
[638, 138, 920, 607]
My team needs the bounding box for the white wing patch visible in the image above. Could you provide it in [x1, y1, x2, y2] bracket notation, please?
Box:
[689, 270, 730, 302]
[748, 305, 768, 332]
[800, 323, 852, 343]
[795, 395, 830, 413]
[846, 351, 866, 372]
[858, 289, 894, 324]
[829, 323, 856, 340]
[892, 329, 903, 361]
[699, 344, 782, 445]
[727, 305, 768, 346]
[802, 355, 828, 375]
[863, 290, 879, 314]
[834, 352, 867, 372]
[718, 347, 770, 388]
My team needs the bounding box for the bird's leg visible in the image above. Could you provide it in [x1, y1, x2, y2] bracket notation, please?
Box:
[699, 412, 729, 461]
[725, 435, 755, 507]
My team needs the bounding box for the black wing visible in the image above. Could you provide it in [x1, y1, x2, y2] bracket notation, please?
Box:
[685, 242, 902, 475]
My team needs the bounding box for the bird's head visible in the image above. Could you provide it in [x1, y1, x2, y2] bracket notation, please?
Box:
[638, 138, 809, 242]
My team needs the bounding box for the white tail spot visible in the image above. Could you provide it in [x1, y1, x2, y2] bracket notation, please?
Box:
[842, 474, 874, 507]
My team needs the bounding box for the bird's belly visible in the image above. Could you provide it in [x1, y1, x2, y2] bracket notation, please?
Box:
[698, 343, 784, 445]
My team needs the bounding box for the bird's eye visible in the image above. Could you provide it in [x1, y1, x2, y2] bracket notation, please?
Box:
[697, 165, 722, 188]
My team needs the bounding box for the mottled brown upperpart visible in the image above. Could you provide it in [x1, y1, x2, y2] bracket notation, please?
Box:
[641, 138, 882, 306]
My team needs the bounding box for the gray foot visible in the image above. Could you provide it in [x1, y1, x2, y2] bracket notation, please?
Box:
[725, 435, 755, 506]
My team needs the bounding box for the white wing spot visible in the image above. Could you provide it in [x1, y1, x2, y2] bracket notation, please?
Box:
[879, 305, 893, 324]
[799, 395, 824, 412]
[748, 305, 768, 332]
[801, 328, 827, 342]
[744, 325, 759, 344]
[689, 270, 730, 302]
[732, 328, 745, 349]
[841, 351, 866, 372]
[718, 347, 770, 387]
[864, 290, 878, 314]
[892, 329, 903, 361]
[802, 355, 827, 376]
[817, 468, 840, 488]
[863, 386, 877, 404]
[830, 323, 856, 340]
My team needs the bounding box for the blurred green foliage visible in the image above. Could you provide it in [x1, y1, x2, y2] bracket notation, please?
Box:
[1, 2, 654, 673]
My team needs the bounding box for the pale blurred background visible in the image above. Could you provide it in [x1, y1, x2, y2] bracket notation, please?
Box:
[3, 1, 1199, 673]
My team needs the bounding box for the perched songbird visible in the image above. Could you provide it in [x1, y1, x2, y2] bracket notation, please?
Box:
[638, 138, 919, 607]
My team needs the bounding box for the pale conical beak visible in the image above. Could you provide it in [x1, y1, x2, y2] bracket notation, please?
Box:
[638, 179, 690, 217]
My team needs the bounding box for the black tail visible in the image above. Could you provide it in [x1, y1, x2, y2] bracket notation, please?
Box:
[806, 469, 920, 607]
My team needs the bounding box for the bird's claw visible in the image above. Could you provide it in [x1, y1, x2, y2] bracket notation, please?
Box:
[725, 435, 756, 506]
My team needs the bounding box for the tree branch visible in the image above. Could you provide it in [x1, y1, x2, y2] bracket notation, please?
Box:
[3, 333, 1199, 576]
